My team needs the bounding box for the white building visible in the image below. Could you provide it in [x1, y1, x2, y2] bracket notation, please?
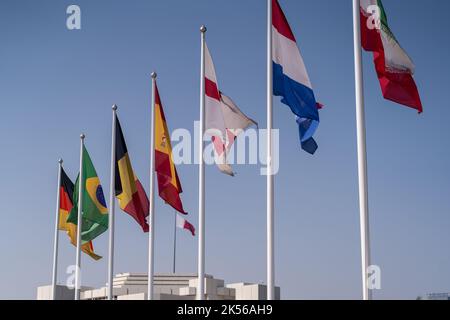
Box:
[37, 273, 280, 300]
[422, 292, 450, 300]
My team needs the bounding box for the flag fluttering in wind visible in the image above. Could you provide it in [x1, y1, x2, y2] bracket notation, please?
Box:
[154, 83, 187, 214]
[67, 145, 108, 242]
[204, 43, 257, 175]
[360, 0, 422, 112]
[176, 214, 196, 236]
[58, 167, 101, 260]
[115, 115, 150, 232]
[272, 0, 321, 154]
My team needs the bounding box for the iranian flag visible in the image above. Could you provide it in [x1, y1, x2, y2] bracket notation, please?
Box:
[360, 0, 422, 113]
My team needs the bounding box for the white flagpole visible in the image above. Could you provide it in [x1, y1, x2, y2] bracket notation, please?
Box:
[107, 105, 117, 300]
[51, 158, 63, 300]
[266, 0, 275, 301]
[147, 72, 157, 300]
[352, 0, 372, 300]
[173, 211, 177, 274]
[75, 134, 85, 300]
[197, 24, 207, 301]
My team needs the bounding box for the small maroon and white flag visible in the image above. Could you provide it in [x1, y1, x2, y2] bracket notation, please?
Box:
[176, 214, 196, 236]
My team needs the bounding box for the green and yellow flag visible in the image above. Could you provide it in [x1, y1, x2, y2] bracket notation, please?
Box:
[67, 145, 108, 242]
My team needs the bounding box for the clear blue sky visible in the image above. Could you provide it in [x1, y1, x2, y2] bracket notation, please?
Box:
[0, 0, 449, 300]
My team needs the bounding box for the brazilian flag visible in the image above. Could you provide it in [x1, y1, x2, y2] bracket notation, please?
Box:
[67, 145, 108, 242]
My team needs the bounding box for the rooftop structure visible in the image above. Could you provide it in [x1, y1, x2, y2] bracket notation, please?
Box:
[37, 273, 281, 300]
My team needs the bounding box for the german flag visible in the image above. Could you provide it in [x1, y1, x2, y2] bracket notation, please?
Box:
[154, 82, 187, 214]
[115, 115, 150, 232]
[58, 167, 101, 260]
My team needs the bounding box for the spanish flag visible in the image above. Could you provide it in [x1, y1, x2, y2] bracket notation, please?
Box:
[58, 167, 101, 260]
[115, 115, 150, 232]
[154, 82, 187, 214]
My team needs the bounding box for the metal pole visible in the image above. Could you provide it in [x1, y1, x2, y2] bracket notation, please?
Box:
[147, 72, 157, 300]
[352, 0, 372, 300]
[75, 134, 85, 300]
[266, 0, 275, 301]
[197, 24, 207, 301]
[173, 211, 177, 274]
[107, 105, 117, 300]
[51, 158, 63, 300]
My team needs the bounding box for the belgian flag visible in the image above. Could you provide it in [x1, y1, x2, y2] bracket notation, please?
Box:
[115, 115, 150, 232]
[154, 82, 187, 214]
[58, 167, 101, 260]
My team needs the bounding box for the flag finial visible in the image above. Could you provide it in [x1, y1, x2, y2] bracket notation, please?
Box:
[112, 104, 118, 111]
[80, 133, 85, 140]
[200, 25, 207, 33]
[151, 72, 157, 79]
[58, 158, 63, 164]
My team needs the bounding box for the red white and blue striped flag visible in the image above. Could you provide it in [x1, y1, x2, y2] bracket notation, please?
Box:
[272, 0, 321, 154]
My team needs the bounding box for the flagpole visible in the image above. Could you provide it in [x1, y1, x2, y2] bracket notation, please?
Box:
[266, 0, 275, 301]
[51, 158, 63, 300]
[75, 134, 85, 301]
[148, 72, 157, 300]
[107, 105, 117, 300]
[173, 211, 177, 274]
[352, 0, 372, 300]
[197, 24, 207, 301]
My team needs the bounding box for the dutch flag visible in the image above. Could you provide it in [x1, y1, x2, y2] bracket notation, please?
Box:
[272, 0, 321, 154]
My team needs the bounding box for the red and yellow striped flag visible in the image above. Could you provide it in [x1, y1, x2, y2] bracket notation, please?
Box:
[154, 82, 187, 214]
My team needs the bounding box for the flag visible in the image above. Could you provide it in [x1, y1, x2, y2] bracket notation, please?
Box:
[205, 43, 258, 175]
[115, 115, 150, 232]
[176, 214, 196, 236]
[67, 145, 108, 242]
[272, 0, 321, 154]
[154, 82, 187, 214]
[58, 167, 101, 260]
[360, 0, 422, 112]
